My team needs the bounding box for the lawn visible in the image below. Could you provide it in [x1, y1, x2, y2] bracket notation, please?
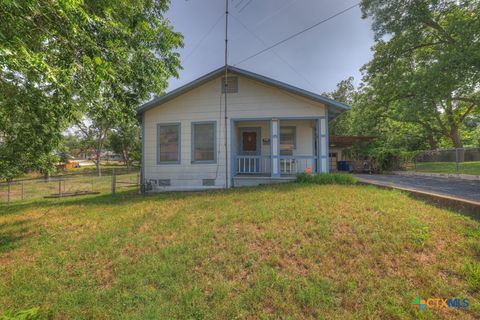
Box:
[0, 184, 479, 319]
[409, 161, 480, 175]
[0, 170, 139, 203]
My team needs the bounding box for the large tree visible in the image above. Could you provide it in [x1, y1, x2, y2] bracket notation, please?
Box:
[107, 121, 141, 170]
[360, 0, 480, 150]
[0, 0, 182, 180]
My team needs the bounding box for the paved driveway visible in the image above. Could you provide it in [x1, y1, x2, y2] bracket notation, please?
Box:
[355, 174, 480, 203]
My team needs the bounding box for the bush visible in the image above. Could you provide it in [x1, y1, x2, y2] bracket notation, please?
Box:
[296, 173, 357, 185]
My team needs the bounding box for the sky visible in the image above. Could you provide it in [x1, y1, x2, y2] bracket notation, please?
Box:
[165, 0, 375, 94]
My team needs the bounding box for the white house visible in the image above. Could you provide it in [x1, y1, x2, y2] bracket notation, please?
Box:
[137, 66, 350, 191]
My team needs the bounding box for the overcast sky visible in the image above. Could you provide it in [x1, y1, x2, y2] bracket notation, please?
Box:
[165, 0, 375, 94]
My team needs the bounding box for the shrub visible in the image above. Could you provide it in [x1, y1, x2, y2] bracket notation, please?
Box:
[296, 173, 357, 185]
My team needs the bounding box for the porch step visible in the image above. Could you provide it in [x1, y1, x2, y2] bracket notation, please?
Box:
[233, 175, 296, 187]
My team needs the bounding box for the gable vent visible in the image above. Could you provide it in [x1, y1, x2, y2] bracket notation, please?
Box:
[221, 76, 238, 93]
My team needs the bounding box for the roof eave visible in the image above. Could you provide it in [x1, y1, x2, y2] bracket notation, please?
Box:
[136, 66, 351, 117]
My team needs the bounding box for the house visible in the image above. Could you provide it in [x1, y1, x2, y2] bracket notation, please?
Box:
[137, 66, 350, 191]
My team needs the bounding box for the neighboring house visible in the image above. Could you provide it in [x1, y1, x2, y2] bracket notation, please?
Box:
[137, 66, 350, 192]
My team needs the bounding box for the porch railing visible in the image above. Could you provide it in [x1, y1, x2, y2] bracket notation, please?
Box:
[280, 156, 317, 175]
[236, 155, 271, 174]
[235, 155, 317, 175]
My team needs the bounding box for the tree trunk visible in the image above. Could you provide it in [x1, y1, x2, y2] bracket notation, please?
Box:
[450, 126, 464, 163]
[95, 149, 102, 177]
[426, 134, 438, 150]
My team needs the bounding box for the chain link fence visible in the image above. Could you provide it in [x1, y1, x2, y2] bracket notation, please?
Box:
[0, 168, 140, 204]
[411, 148, 480, 175]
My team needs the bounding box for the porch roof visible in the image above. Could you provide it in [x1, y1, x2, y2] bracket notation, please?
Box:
[137, 66, 351, 120]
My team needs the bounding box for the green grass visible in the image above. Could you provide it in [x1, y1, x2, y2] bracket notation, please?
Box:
[296, 172, 357, 184]
[0, 184, 479, 319]
[0, 171, 139, 203]
[408, 161, 480, 175]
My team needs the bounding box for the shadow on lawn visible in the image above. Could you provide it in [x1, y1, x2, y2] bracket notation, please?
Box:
[0, 219, 31, 254]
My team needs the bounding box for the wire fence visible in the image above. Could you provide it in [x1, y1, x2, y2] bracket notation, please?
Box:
[411, 147, 480, 175]
[0, 169, 140, 204]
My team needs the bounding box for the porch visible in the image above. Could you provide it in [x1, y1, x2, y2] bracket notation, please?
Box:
[231, 117, 328, 186]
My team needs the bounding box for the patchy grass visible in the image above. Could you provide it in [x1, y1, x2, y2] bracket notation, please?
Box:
[409, 161, 480, 175]
[0, 184, 479, 319]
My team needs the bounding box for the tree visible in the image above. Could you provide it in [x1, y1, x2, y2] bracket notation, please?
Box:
[107, 122, 141, 169]
[0, 0, 182, 180]
[360, 0, 480, 153]
[76, 118, 112, 177]
[324, 77, 356, 135]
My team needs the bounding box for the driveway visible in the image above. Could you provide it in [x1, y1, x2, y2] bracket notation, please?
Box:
[355, 174, 480, 203]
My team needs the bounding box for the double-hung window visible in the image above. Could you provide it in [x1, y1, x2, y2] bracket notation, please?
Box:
[192, 121, 216, 163]
[280, 126, 296, 155]
[157, 123, 180, 164]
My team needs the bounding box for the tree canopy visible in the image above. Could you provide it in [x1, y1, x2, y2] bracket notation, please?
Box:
[358, 0, 480, 149]
[0, 0, 182, 180]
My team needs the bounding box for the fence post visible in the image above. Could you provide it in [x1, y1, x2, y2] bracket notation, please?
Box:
[7, 181, 11, 204]
[112, 168, 116, 195]
[58, 179, 62, 198]
[455, 148, 459, 173]
[21, 182, 24, 201]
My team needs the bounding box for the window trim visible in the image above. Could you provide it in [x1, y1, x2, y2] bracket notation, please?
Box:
[157, 123, 181, 165]
[280, 126, 296, 150]
[191, 121, 217, 164]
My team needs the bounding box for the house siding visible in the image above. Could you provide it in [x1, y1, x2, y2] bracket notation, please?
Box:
[143, 74, 327, 190]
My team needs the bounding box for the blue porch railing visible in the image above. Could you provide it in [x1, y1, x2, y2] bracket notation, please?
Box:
[235, 155, 317, 175]
[280, 155, 317, 175]
[236, 155, 271, 174]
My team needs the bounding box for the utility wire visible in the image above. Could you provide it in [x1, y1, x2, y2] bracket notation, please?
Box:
[234, 2, 360, 66]
[234, 0, 246, 9]
[238, 0, 253, 13]
[229, 0, 298, 43]
[250, 0, 298, 29]
[183, 13, 225, 63]
[230, 13, 318, 91]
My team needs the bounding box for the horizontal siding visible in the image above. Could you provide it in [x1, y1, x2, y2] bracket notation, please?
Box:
[144, 74, 326, 188]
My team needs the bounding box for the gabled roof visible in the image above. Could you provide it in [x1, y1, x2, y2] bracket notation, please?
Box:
[137, 66, 351, 119]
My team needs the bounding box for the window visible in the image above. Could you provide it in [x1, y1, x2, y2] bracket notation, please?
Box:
[221, 76, 238, 93]
[280, 126, 296, 155]
[157, 123, 180, 164]
[192, 122, 216, 163]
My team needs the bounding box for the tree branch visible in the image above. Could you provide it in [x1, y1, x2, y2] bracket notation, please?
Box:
[423, 18, 456, 44]
[460, 103, 476, 122]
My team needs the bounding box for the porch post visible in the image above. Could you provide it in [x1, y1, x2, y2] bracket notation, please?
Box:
[317, 117, 328, 173]
[325, 109, 330, 173]
[271, 118, 280, 177]
[316, 118, 321, 173]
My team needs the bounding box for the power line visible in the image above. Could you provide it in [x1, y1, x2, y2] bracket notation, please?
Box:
[228, 0, 298, 43]
[234, 0, 246, 9]
[230, 12, 318, 91]
[233, 2, 360, 66]
[183, 13, 225, 63]
[238, 0, 253, 13]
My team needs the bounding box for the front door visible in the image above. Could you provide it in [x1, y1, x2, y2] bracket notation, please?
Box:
[242, 131, 258, 154]
[238, 127, 261, 173]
